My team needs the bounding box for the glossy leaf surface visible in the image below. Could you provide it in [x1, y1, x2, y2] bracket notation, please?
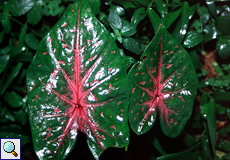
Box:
[183, 30, 203, 48]
[0, 55, 10, 74]
[2, 0, 14, 33]
[216, 16, 230, 36]
[188, 4, 199, 20]
[128, 26, 198, 137]
[201, 134, 212, 159]
[131, 7, 147, 26]
[26, 1, 129, 159]
[197, 6, 210, 26]
[120, 23, 136, 37]
[164, 8, 181, 29]
[216, 38, 230, 59]
[203, 24, 220, 42]
[11, 0, 35, 16]
[172, 2, 189, 43]
[27, 0, 42, 25]
[155, 0, 168, 23]
[122, 37, 141, 55]
[205, 0, 217, 18]
[148, 8, 162, 33]
[109, 9, 122, 30]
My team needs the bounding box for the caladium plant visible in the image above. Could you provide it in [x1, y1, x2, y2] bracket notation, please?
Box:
[128, 25, 198, 138]
[26, 1, 130, 159]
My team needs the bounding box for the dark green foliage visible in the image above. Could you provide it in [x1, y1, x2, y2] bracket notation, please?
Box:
[0, 0, 229, 160]
[11, 0, 36, 16]
[27, 1, 43, 25]
[216, 39, 230, 59]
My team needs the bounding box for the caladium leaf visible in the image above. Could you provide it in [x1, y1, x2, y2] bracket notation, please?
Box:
[128, 26, 198, 138]
[26, 1, 130, 159]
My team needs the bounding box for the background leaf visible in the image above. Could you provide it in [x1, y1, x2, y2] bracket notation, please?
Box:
[201, 133, 212, 159]
[164, 8, 181, 29]
[172, 2, 189, 43]
[148, 8, 162, 33]
[206, 0, 217, 18]
[0, 132, 31, 146]
[0, 55, 10, 74]
[216, 16, 230, 36]
[16, 110, 28, 125]
[3, 91, 23, 108]
[122, 37, 140, 55]
[183, 30, 203, 48]
[11, 0, 36, 16]
[189, 50, 203, 70]
[1, 62, 23, 95]
[48, 1, 60, 16]
[197, 6, 210, 26]
[0, 30, 5, 43]
[216, 38, 230, 59]
[18, 22, 27, 47]
[109, 9, 122, 30]
[156, 144, 199, 160]
[211, 91, 230, 101]
[120, 22, 136, 37]
[155, 0, 168, 23]
[203, 24, 220, 42]
[25, 33, 40, 50]
[1, 0, 15, 33]
[206, 99, 216, 154]
[131, 7, 147, 26]
[27, 0, 42, 25]
[188, 4, 199, 20]
[217, 141, 230, 152]
[1, 16, 11, 34]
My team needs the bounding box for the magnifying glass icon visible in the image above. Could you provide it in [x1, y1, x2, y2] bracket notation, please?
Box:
[3, 141, 18, 157]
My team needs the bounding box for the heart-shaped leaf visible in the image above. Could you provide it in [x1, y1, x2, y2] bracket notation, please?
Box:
[26, 1, 130, 159]
[128, 26, 198, 137]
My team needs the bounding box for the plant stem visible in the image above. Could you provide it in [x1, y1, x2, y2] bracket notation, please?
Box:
[199, 88, 214, 100]
[147, 0, 154, 12]
[10, 17, 43, 38]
